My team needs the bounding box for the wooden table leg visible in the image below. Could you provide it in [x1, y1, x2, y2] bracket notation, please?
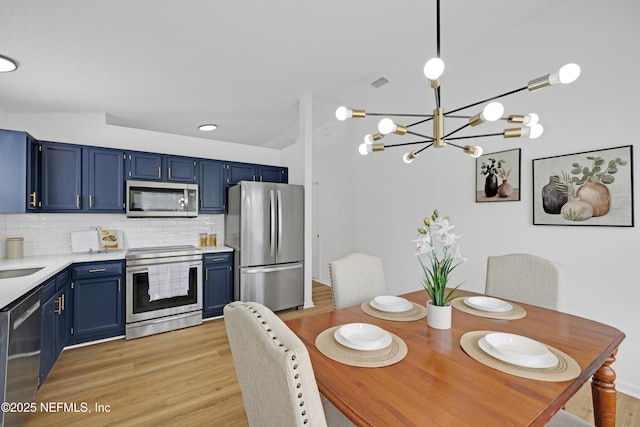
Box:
[591, 348, 618, 427]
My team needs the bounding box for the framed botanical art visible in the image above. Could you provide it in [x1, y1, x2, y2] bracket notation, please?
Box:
[475, 148, 521, 202]
[532, 145, 634, 226]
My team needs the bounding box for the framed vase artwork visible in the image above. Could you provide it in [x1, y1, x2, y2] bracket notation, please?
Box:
[475, 148, 521, 202]
[532, 145, 634, 226]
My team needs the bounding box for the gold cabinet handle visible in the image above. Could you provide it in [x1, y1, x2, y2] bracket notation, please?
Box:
[55, 296, 62, 314]
[168, 167, 171, 179]
[76, 194, 80, 208]
[212, 258, 225, 262]
[118, 279, 121, 293]
[158, 166, 161, 178]
[205, 270, 208, 281]
[89, 194, 93, 208]
[60, 293, 65, 311]
[88, 268, 106, 273]
[30, 191, 37, 207]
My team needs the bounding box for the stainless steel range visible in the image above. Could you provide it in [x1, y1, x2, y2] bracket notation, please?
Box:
[125, 245, 203, 339]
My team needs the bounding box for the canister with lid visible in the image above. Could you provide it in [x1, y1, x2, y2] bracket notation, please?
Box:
[6, 237, 24, 259]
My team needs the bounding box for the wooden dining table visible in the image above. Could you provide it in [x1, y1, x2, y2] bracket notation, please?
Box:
[285, 289, 625, 427]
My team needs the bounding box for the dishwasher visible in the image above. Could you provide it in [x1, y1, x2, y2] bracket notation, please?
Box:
[0, 286, 42, 427]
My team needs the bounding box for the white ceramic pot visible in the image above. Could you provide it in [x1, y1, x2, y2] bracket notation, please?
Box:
[426, 300, 452, 329]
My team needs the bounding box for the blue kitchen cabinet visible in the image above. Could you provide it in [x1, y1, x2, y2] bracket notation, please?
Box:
[226, 162, 256, 186]
[127, 151, 197, 183]
[203, 252, 233, 318]
[84, 147, 126, 212]
[0, 130, 27, 212]
[69, 261, 124, 345]
[40, 269, 70, 386]
[167, 155, 197, 183]
[40, 142, 83, 211]
[225, 162, 288, 187]
[199, 160, 226, 213]
[258, 165, 288, 183]
[126, 151, 164, 181]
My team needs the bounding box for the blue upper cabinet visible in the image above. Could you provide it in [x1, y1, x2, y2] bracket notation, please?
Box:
[126, 151, 164, 181]
[167, 156, 197, 183]
[259, 165, 288, 183]
[199, 160, 226, 213]
[40, 142, 83, 211]
[0, 129, 29, 212]
[226, 162, 288, 187]
[84, 147, 125, 212]
[126, 151, 197, 183]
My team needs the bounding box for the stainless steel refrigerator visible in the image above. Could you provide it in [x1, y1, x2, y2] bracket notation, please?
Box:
[225, 181, 304, 311]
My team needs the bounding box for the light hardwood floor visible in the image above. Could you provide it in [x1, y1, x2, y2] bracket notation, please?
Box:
[26, 282, 638, 426]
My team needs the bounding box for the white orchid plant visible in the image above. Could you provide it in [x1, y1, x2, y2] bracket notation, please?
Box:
[413, 209, 467, 306]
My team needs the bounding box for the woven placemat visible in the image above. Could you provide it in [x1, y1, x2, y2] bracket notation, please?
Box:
[460, 330, 581, 382]
[360, 301, 427, 321]
[315, 325, 408, 368]
[452, 298, 527, 320]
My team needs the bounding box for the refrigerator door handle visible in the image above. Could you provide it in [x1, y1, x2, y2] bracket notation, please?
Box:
[242, 263, 303, 274]
[269, 189, 276, 257]
[277, 189, 283, 257]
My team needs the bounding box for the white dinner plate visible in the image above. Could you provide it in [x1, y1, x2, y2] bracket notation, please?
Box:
[464, 296, 513, 313]
[478, 336, 558, 368]
[334, 323, 392, 351]
[370, 296, 413, 313]
[484, 333, 549, 361]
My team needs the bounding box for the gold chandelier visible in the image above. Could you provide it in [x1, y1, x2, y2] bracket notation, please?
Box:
[335, 0, 580, 163]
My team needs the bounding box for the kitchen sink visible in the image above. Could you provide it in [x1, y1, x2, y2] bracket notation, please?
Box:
[0, 267, 44, 279]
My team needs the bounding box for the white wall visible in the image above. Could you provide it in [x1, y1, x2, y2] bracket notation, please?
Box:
[312, 1, 640, 398]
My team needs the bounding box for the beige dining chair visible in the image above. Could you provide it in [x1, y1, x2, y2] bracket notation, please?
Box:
[329, 252, 387, 310]
[224, 301, 354, 427]
[485, 253, 566, 311]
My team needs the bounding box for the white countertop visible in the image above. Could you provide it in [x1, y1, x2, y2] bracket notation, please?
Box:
[0, 245, 233, 308]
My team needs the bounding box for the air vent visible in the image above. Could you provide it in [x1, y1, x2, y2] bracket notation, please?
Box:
[370, 77, 389, 88]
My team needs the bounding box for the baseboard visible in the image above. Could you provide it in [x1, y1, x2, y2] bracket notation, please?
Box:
[617, 379, 640, 400]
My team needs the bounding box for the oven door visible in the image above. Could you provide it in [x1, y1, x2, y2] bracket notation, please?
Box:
[126, 260, 202, 323]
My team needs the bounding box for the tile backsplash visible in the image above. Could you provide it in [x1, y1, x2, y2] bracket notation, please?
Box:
[0, 213, 225, 258]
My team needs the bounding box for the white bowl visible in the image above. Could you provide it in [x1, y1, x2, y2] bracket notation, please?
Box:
[370, 296, 413, 313]
[484, 332, 549, 361]
[334, 323, 392, 351]
[464, 296, 513, 313]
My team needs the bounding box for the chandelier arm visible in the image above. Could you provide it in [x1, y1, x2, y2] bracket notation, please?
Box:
[368, 113, 434, 118]
[444, 123, 471, 139]
[406, 130, 435, 141]
[407, 117, 435, 128]
[417, 142, 435, 155]
[446, 132, 504, 141]
[384, 140, 434, 149]
[445, 86, 528, 116]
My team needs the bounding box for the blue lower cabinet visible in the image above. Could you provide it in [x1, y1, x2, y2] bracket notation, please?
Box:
[203, 253, 233, 318]
[40, 270, 70, 386]
[69, 261, 124, 345]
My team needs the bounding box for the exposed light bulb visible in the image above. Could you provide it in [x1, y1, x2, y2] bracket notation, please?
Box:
[480, 102, 504, 122]
[403, 152, 416, 164]
[524, 113, 539, 126]
[335, 106, 349, 121]
[358, 142, 371, 155]
[423, 57, 445, 80]
[364, 134, 374, 144]
[470, 146, 483, 158]
[548, 63, 581, 85]
[378, 118, 396, 135]
[529, 123, 544, 139]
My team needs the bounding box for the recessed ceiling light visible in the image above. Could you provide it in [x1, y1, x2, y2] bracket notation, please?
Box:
[0, 54, 19, 73]
[198, 124, 217, 131]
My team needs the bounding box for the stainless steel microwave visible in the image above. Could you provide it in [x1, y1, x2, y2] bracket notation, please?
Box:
[126, 180, 198, 217]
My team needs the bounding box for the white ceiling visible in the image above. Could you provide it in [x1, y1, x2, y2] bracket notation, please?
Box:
[0, 0, 565, 149]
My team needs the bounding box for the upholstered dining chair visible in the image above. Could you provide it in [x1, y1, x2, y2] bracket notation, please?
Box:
[485, 253, 566, 311]
[224, 301, 354, 427]
[329, 252, 387, 310]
